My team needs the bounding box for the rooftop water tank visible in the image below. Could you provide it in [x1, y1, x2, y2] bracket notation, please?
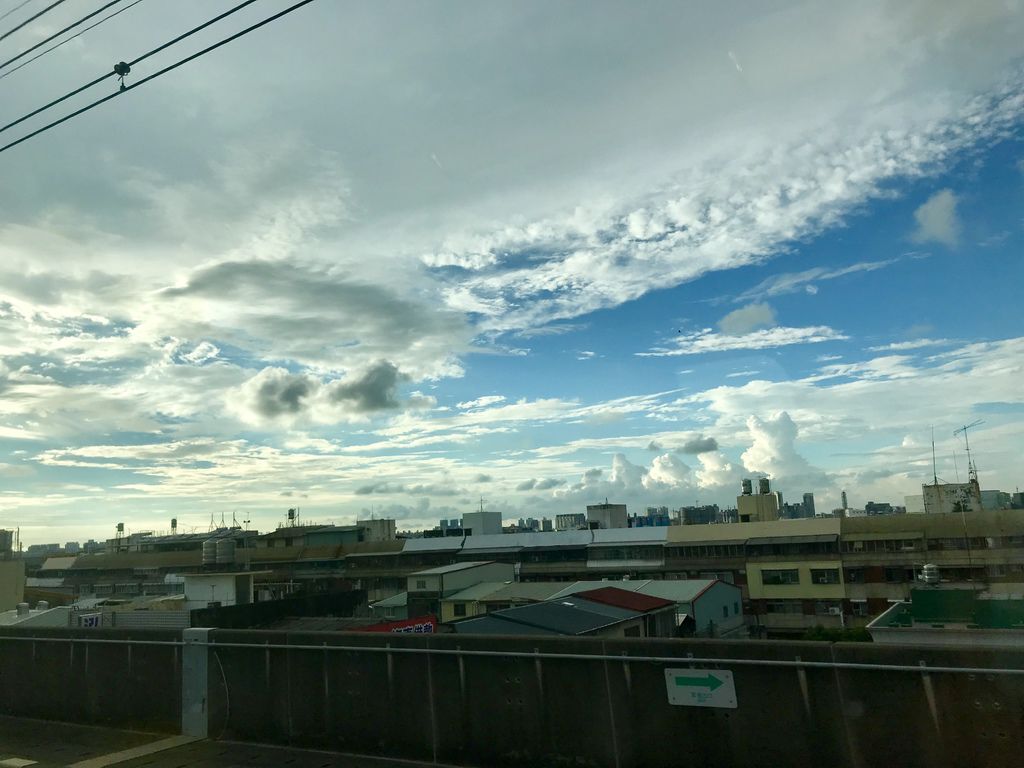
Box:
[36, 600, 49, 611]
[741, 479, 753, 496]
[16, 602, 29, 617]
[215, 538, 236, 565]
[922, 563, 940, 585]
[758, 477, 771, 495]
[201, 539, 218, 566]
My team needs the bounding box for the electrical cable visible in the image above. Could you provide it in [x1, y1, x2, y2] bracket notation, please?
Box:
[0, 0, 317, 155]
[0, 0, 126, 74]
[0, 0, 37, 26]
[0, 0, 261, 136]
[0, 0, 69, 44]
[0, 0, 145, 82]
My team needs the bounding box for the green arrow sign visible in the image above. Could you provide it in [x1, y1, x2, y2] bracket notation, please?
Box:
[674, 673, 724, 691]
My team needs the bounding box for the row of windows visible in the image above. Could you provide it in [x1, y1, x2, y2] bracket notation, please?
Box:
[760, 568, 841, 586]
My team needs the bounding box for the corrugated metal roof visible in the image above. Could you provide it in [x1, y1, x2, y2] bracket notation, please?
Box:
[481, 599, 639, 635]
[39, 556, 78, 571]
[573, 587, 675, 613]
[476, 582, 566, 603]
[401, 537, 464, 552]
[547, 578, 727, 604]
[452, 615, 561, 635]
[413, 561, 494, 575]
[441, 582, 510, 602]
[589, 528, 668, 545]
[371, 592, 408, 608]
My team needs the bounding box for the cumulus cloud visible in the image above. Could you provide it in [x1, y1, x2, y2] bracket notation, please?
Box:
[234, 360, 430, 424]
[680, 435, 719, 454]
[516, 477, 567, 491]
[239, 368, 317, 419]
[911, 189, 961, 247]
[718, 302, 777, 335]
[326, 361, 404, 413]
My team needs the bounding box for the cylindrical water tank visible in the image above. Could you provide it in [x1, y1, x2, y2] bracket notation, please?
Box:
[758, 477, 771, 495]
[922, 563, 940, 585]
[215, 538, 236, 565]
[36, 600, 49, 611]
[741, 479, 753, 495]
[201, 539, 218, 566]
[16, 602, 29, 617]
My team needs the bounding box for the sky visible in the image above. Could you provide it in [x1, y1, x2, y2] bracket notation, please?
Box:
[0, 0, 1022, 544]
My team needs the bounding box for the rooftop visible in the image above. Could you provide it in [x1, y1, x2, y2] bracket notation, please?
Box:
[411, 560, 496, 575]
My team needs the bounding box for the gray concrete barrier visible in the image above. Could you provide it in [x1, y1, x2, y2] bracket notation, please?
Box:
[198, 630, 1024, 768]
[2, 626, 1022, 768]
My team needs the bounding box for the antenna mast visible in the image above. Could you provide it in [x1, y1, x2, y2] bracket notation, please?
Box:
[953, 419, 984, 486]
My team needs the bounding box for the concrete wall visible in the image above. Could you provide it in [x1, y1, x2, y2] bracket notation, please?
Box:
[0, 627, 181, 732]
[0, 560, 25, 611]
[201, 630, 1024, 768]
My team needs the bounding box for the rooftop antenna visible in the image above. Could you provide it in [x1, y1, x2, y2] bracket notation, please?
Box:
[931, 427, 939, 487]
[479, 496, 484, 514]
[953, 419, 984, 486]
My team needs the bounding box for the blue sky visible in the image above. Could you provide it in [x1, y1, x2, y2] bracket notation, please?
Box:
[0, 1, 1022, 543]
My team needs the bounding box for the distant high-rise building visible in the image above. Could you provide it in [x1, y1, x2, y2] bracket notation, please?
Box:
[586, 502, 628, 529]
[462, 510, 502, 536]
[803, 493, 816, 518]
[64, 541, 81, 554]
[555, 513, 586, 531]
[541, 518, 553, 532]
[841, 490, 848, 510]
[680, 505, 720, 525]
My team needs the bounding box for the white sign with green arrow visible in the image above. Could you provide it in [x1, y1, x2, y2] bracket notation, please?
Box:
[664, 668, 737, 708]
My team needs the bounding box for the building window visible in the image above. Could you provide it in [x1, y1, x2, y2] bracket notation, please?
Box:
[733, 602, 739, 615]
[884, 567, 913, 583]
[722, 605, 729, 619]
[810, 568, 840, 585]
[453, 603, 466, 617]
[415, 579, 427, 590]
[851, 601, 869, 617]
[764, 600, 802, 614]
[844, 568, 865, 583]
[761, 569, 800, 585]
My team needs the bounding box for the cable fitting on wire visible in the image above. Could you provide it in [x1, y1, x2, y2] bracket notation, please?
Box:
[113, 61, 130, 91]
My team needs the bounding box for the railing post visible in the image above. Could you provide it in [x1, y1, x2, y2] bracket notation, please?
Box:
[182, 628, 212, 738]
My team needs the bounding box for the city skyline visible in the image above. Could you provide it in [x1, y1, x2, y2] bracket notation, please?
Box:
[0, 1, 1022, 544]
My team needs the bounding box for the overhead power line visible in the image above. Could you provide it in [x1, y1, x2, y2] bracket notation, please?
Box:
[0, 0, 318, 155]
[0, 0, 69, 44]
[0, 0, 145, 82]
[0, 0, 262, 137]
[0, 0, 128, 74]
[0, 0, 37, 26]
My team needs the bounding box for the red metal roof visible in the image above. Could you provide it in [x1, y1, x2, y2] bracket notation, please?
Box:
[573, 586, 675, 613]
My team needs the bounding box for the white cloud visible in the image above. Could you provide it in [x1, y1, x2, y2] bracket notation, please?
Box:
[640, 325, 848, 356]
[456, 395, 506, 409]
[736, 258, 899, 301]
[718, 302, 777, 334]
[911, 189, 961, 247]
[867, 338, 954, 352]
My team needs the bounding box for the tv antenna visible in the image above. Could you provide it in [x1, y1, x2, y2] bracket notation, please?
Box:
[953, 419, 984, 485]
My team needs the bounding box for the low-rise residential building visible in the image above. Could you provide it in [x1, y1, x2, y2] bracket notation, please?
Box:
[406, 561, 514, 618]
[453, 586, 676, 638]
